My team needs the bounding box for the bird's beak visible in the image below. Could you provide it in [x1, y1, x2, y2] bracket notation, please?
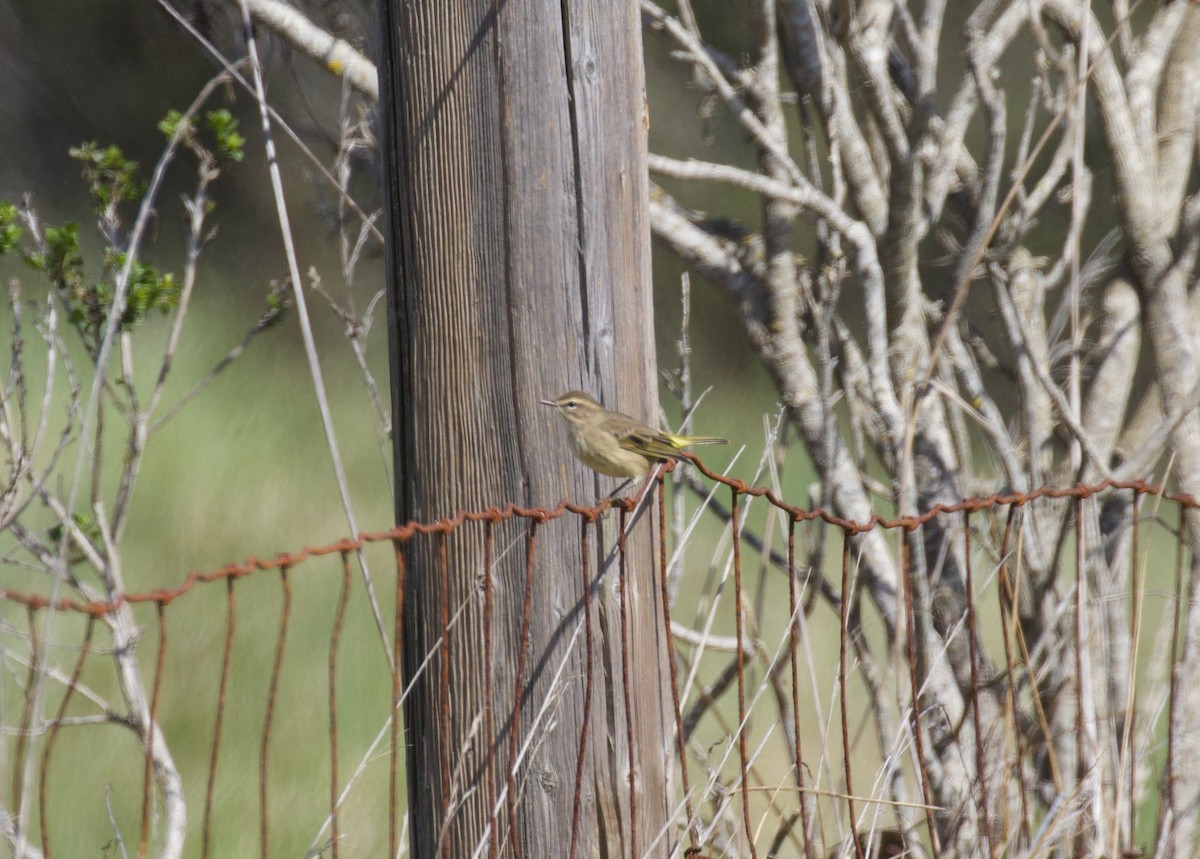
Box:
[538, 399, 557, 408]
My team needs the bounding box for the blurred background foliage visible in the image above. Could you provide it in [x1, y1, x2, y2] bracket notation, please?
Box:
[0, 0, 397, 579]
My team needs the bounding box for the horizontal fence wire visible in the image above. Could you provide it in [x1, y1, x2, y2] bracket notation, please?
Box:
[1, 470, 1197, 858]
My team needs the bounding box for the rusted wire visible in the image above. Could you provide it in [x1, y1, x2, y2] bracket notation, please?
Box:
[389, 537, 406, 859]
[139, 601, 169, 859]
[437, 531, 452, 859]
[730, 487, 758, 859]
[996, 503, 1030, 847]
[2, 476, 1195, 620]
[838, 534, 862, 859]
[1074, 497, 1085, 855]
[659, 483, 700, 855]
[328, 550, 353, 859]
[38, 615, 95, 859]
[507, 520, 539, 859]
[902, 533, 939, 858]
[617, 506, 639, 859]
[260, 565, 292, 858]
[569, 514, 596, 859]
[963, 511, 990, 856]
[7, 473, 1200, 857]
[12, 606, 38, 836]
[1162, 502, 1186, 841]
[786, 518, 814, 859]
[1126, 487, 1141, 848]
[203, 576, 236, 858]
[483, 521, 499, 859]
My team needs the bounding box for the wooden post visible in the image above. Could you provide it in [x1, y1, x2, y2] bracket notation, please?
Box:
[376, 1, 673, 855]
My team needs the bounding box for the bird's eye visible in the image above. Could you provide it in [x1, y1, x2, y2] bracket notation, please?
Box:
[565, 400, 578, 410]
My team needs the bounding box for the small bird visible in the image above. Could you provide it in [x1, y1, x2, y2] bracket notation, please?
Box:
[540, 390, 728, 479]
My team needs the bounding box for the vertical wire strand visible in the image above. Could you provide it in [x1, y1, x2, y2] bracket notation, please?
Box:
[617, 506, 639, 859]
[203, 577, 237, 858]
[328, 550, 354, 858]
[1073, 498, 1085, 855]
[658, 486, 699, 855]
[999, 506, 1031, 847]
[507, 521, 539, 859]
[437, 532, 452, 859]
[787, 519, 814, 859]
[901, 533, 938, 858]
[730, 488, 757, 859]
[139, 601, 169, 859]
[13, 607, 39, 837]
[483, 522, 499, 859]
[569, 516, 596, 859]
[390, 538, 407, 859]
[261, 566, 293, 859]
[39, 615, 95, 857]
[838, 534, 863, 859]
[1162, 502, 1185, 844]
[1124, 489, 1142, 847]
[963, 511, 991, 856]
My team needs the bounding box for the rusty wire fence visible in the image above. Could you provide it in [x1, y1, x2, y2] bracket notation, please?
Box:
[1, 467, 1195, 858]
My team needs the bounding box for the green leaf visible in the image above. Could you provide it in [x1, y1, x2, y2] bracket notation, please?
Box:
[205, 109, 245, 162]
[158, 109, 190, 140]
[0, 201, 22, 255]
[70, 141, 145, 212]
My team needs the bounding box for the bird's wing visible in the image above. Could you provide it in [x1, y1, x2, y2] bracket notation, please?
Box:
[613, 424, 684, 459]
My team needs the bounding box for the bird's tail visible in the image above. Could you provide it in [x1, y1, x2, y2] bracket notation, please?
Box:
[671, 434, 728, 448]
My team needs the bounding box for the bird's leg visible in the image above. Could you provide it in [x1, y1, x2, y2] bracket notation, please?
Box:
[604, 478, 635, 500]
[603, 461, 668, 504]
[631, 462, 668, 509]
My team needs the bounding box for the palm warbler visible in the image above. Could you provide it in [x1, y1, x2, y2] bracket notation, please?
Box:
[540, 390, 728, 478]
